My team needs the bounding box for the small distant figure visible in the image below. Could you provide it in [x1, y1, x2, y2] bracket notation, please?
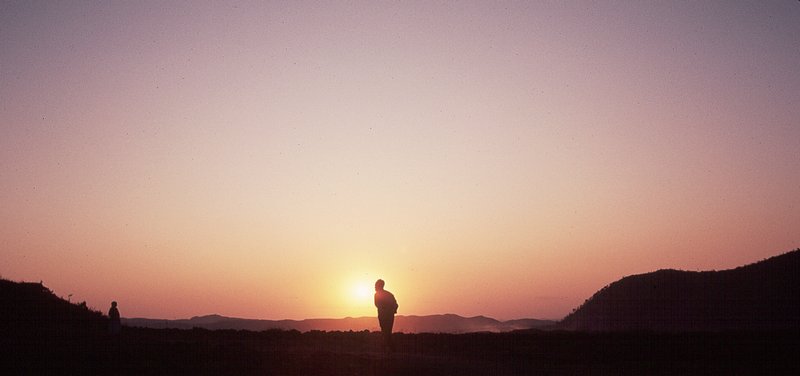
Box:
[108, 301, 121, 335]
[374, 279, 398, 353]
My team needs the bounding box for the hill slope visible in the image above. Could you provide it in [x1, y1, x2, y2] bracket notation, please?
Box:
[560, 249, 800, 331]
[0, 279, 108, 337]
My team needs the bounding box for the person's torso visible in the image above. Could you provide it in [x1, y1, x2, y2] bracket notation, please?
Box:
[375, 290, 397, 312]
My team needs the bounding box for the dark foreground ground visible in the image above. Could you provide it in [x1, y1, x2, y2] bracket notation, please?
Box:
[2, 327, 798, 375]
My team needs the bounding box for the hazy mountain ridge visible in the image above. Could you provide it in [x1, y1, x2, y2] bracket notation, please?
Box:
[123, 313, 555, 333]
[560, 249, 800, 331]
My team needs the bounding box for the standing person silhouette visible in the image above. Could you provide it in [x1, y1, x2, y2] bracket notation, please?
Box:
[374, 279, 398, 353]
[108, 301, 121, 335]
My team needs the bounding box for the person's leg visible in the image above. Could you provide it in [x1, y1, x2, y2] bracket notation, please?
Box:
[379, 314, 395, 352]
[383, 314, 395, 352]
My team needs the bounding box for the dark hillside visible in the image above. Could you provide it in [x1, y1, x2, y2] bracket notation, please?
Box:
[0, 279, 107, 337]
[0, 279, 112, 372]
[561, 249, 800, 331]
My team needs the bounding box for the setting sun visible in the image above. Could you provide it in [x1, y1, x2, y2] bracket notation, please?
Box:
[353, 284, 372, 300]
[339, 276, 377, 317]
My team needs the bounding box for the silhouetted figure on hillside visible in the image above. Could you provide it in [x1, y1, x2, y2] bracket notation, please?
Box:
[108, 301, 121, 335]
[374, 279, 398, 353]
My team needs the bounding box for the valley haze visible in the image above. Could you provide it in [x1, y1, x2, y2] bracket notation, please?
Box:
[123, 314, 555, 334]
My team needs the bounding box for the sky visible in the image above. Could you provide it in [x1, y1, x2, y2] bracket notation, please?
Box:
[1, 1, 798, 321]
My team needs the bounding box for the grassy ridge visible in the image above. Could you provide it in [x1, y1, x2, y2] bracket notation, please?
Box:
[3, 325, 799, 375]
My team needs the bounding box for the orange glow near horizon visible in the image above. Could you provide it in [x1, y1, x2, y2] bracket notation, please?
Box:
[1, 2, 799, 321]
[352, 283, 372, 301]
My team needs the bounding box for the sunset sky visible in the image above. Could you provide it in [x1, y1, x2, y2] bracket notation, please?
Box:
[2, 1, 798, 321]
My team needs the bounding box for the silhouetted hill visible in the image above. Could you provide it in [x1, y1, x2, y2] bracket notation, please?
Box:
[560, 249, 800, 331]
[124, 313, 555, 333]
[0, 279, 107, 337]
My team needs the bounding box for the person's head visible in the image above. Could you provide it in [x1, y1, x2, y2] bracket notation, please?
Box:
[375, 279, 385, 291]
[111, 301, 117, 308]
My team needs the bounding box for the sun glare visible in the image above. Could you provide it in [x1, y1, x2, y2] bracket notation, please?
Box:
[353, 283, 371, 300]
[340, 276, 376, 316]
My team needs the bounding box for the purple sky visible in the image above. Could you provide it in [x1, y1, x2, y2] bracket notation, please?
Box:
[1, 1, 798, 320]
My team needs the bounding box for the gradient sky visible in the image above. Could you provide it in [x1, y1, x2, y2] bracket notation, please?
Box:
[1, 1, 798, 321]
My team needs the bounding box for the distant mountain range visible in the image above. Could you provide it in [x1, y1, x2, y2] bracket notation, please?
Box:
[124, 314, 555, 333]
[0, 277, 552, 334]
[560, 249, 800, 331]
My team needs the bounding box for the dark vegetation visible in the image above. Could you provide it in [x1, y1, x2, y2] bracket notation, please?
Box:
[561, 249, 800, 331]
[2, 250, 799, 374]
[4, 325, 799, 375]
